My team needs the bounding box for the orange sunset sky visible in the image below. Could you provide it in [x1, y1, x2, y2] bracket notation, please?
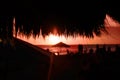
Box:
[16, 14, 120, 45]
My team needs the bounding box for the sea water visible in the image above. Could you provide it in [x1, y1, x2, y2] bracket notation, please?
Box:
[37, 44, 118, 55]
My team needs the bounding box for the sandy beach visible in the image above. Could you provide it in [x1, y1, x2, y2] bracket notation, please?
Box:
[0, 38, 120, 80]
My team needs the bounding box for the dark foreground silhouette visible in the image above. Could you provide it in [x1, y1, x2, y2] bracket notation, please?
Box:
[0, 38, 50, 80]
[0, 38, 120, 80]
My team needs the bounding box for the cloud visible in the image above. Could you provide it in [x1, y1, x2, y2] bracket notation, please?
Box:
[104, 14, 120, 27]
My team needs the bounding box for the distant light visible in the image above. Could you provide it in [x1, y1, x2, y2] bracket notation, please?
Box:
[55, 52, 58, 56]
[0, 38, 2, 42]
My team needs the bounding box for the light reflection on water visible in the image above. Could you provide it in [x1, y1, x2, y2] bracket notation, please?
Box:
[37, 45, 117, 55]
[38, 45, 78, 55]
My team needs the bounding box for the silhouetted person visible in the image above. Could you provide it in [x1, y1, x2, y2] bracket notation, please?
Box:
[78, 44, 83, 55]
[101, 44, 106, 56]
[84, 47, 87, 54]
[46, 48, 50, 52]
[103, 44, 106, 52]
[95, 44, 100, 55]
[66, 49, 70, 55]
[107, 46, 111, 54]
[89, 48, 94, 55]
[115, 45, 120, 53]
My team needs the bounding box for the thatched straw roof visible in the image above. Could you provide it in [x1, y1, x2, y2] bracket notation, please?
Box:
[0, 0, 120, 38]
